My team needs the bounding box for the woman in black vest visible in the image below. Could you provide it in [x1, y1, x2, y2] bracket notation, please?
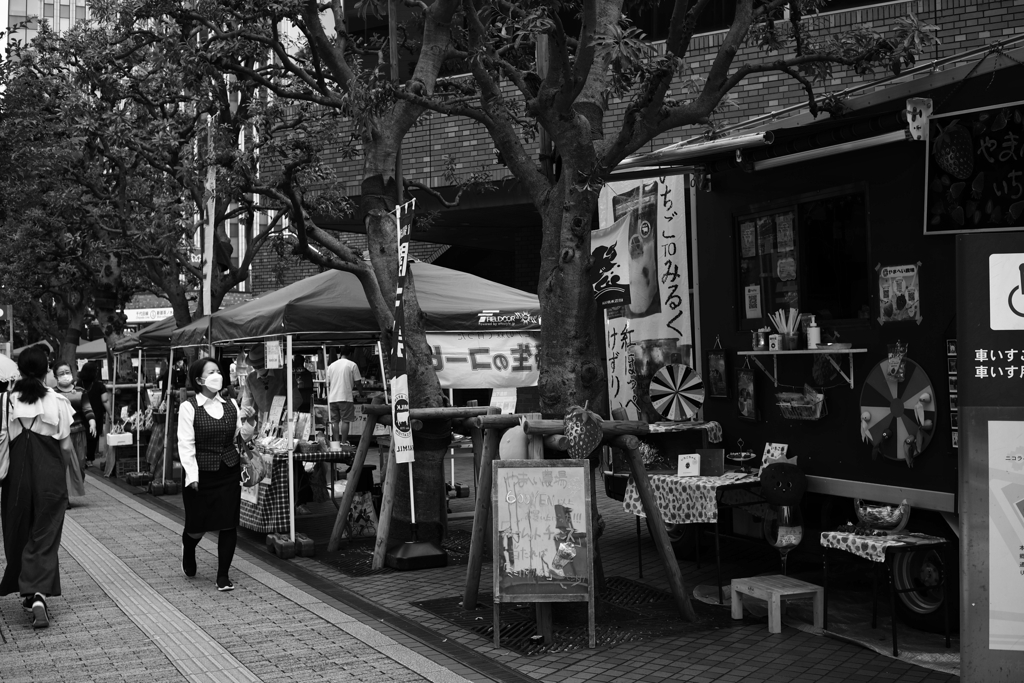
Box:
[176, 357, 252, 591]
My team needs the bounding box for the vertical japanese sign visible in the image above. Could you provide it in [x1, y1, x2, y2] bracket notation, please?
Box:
[589, 215, 631, 308]
[390, 199, 416, 464]
[958, 232, 1024, 678]
[598, 176, 693, 420]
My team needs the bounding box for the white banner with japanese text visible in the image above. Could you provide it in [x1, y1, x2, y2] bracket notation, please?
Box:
[598, 175, 694, 421]
[427, 332, 540, 389]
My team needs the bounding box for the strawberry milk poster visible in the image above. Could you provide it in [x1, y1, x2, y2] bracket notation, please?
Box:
[598, 175, 694, 421]
[925, 100, 1024, 234]
[877, 263, 922, 325]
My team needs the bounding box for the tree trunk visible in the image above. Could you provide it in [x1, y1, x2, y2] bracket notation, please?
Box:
[360, 172, 449, 546]
[57, 296, 87, 377]
[536, 178, 607, 418]
[92, 253, 134, 351]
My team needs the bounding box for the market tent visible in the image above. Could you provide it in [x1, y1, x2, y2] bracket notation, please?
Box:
[75, 338, 109, 359]
[137, 315, 178, 347]
[170, 314, 211, 348]
[179, 262, 541, 345]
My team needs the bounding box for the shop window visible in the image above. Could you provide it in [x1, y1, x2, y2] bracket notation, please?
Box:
[736, 189, 870, 330]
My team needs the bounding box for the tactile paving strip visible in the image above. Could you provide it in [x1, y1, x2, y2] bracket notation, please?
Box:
[62, 516, 262, 683]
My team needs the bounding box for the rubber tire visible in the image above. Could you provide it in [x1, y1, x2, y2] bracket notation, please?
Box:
[645, 518, 707, 560]
[890, 515, 960, 634]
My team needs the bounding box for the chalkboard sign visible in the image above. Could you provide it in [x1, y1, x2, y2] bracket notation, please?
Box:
[492, 460, 594, 600]
[925, 100, 1024, 234]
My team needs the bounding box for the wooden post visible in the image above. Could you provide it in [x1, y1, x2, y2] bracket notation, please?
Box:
[463, 424, 501, 610]
[327, 413, 379, 551]
[615, 434, 697, 622]
[371, 438, 398, 569]
[525, 413, 543, 461]
[536, 603, 554, 645]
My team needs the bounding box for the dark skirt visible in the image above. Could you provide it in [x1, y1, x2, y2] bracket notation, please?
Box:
[182, 461, 241, 533]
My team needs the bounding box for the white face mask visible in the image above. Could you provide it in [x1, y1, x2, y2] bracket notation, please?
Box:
[56, 371, 73, 387]
[202, 372, 224, 392]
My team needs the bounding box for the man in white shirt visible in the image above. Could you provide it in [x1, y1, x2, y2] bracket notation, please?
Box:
[326, 347, 361, 444]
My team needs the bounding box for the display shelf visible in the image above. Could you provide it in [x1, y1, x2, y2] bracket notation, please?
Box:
[736, 348, 867, 389]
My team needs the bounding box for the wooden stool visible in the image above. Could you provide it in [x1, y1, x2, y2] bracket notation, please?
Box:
[731, 575, 824, 634]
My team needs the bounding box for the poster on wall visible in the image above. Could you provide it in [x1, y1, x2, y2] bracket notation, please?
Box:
[877, 263, 923, 324]
[736, 209, 798, 327]
[589, 215, 631, 309]
[599, 175, 693, 421]
[923, 100, 1024, 235]
[988, 421, 1024, 650]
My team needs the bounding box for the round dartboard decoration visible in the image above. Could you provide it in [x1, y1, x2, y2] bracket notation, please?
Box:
[859, 357, 936, 468]
[649, 363, 705, 421]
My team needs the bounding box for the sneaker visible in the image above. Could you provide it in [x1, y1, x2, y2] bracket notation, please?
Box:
[216, 576, 234, 592]
[181, 540, 197, 578]
[21, 595, 33, 612]
[31, 594, 48, 629]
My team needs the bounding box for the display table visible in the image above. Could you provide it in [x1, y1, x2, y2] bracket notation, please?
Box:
[623, 471, 763, 602]
[820, 530, 951, 656]
[622, 471, 760, 524]
[240, 447, 355, 534]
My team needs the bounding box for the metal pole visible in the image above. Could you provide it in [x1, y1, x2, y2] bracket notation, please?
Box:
[408, 461, 416, 525]
[286, 335, 296, 542]
[162, 347, 174, 483]
[136, 348, 143, 471]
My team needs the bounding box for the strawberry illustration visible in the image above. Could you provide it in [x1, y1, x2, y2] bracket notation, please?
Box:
[933, 120, 973, 180]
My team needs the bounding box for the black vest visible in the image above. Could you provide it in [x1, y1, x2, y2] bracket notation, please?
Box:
[188, 397, 239, 471]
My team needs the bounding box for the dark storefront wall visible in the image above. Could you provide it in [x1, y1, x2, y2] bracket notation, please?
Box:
[696, 141, 959, 501]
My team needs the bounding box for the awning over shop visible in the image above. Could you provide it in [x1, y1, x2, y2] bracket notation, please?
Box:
[182, 262, 541, 345]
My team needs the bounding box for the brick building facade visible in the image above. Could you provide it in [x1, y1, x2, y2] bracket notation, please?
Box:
[251, 0, 1024, 297]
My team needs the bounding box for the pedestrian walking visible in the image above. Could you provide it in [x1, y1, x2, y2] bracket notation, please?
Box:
[0, 345, 76, 629]
[52, 361, 96, 502]
[177, 357, 253, 591]
[78, 361, 110, 470]
[326, 346, 362, 444]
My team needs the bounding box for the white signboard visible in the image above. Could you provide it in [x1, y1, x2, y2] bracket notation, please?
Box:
[264, 340, 283, 369]
[489, 387, 518, 414]
[599, 175, 694, 420]
[125, 308, 174, 323]
[989, 253, 1024, 330]
[988, 420, 1024, 650]
[427, 332, 540, 389]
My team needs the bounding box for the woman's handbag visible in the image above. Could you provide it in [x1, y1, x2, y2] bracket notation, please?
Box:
[237, 436, 267, 488]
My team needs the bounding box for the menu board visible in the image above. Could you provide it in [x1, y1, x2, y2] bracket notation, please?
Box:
[736, 209, 799, 328]
[924, 100, 1024, 235]
[492, 460, 593, 602]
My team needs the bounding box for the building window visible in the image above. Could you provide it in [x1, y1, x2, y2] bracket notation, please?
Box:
[44, 3, 54, 18]
[736, 188, 869, 329]
[59, 4, 69, 18]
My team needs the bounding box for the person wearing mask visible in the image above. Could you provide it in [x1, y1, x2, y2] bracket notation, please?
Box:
[177, 357, 253, 591]
[78, 362, 110, 470]
[239, 344, 285, 422]
[0, 345, 76, 628]
[52, 361, 96, 501]
[326, 347, 362, 445]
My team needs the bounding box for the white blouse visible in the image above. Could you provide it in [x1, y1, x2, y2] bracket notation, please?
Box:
[177, 393, 253, 487]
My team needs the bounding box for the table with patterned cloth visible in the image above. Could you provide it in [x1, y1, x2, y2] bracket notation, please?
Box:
[240, 447, 355, 534]
[819, 531, 948, 564]
[621, 471, 761, 524]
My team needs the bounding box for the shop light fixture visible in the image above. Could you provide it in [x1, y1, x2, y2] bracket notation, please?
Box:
[616, 131, 775, 170]
[751, 129, 911, 171]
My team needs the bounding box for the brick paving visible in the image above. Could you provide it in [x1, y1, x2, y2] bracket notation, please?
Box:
[0, 454, 959, 683]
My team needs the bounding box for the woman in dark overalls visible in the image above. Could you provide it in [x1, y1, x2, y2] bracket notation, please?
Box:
[0, 345, 76, 628]
[176, 357, 253, 591]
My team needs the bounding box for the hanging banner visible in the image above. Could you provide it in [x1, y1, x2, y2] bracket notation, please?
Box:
[391, 373, 415, 463]
[589, 215, 631, 309]
[598, 175, 694, 421]
[390, 199, 416, 463]
[427, 332, 540, 388]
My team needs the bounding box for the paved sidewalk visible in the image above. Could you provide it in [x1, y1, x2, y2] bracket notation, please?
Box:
[0, 475, 473, 683]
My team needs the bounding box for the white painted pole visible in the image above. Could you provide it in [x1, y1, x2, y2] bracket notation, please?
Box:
[136, 348, 143, 471]
[408, 463, 416, 525]
[162, 347, 174, 483]
[286, 335, 295, 542]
